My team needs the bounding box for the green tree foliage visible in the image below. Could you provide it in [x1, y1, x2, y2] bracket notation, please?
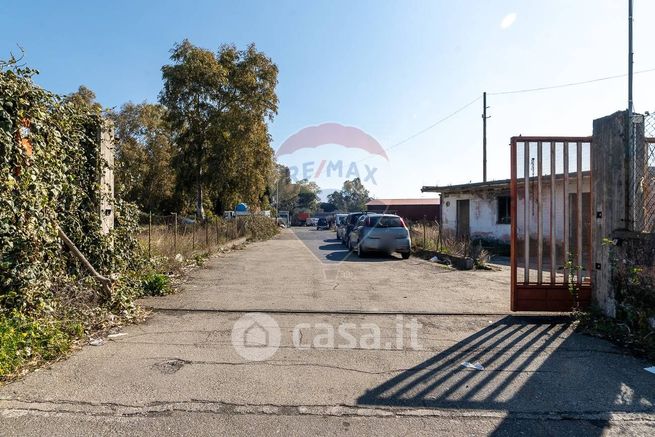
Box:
[159, 40, 278, 218]
[110, 102, 177, 213]
[328, 178, 372, 212]
[319, 202, 337, 212]
[63, 85, 102, 112]
[294, 179, 321, 211]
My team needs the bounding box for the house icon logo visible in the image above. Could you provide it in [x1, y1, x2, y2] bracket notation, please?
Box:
[244, 320, 269, 347]
[231, 313, 281, 361]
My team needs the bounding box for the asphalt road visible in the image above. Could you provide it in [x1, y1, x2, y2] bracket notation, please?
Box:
[0, 229, 653, 436]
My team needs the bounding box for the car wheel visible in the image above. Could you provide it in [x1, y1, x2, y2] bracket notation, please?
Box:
[357, 243, 365, 258]
[401, 252, 410, 260]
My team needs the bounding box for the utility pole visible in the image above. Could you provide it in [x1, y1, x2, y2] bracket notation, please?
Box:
[627, 0, 635, 228]
[628, 0, 634, 115]
[482, 92, 489, 182]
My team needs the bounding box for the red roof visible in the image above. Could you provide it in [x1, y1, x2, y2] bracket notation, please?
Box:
[366, 198, 440, 206]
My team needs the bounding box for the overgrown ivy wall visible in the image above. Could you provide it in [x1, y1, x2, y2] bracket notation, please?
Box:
[0, 64, 141, 313]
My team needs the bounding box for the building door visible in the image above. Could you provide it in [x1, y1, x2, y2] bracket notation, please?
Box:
[456, 199, 470, 239]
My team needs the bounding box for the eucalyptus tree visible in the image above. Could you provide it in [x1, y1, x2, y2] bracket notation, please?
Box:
[160, 40, 278, 218]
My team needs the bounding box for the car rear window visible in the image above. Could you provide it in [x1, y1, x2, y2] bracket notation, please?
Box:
[366, 216, 404, 228]
[349, 214, 362, 224]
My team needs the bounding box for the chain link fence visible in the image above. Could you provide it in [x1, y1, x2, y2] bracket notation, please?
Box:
[640, 112, 655, 233]
[138, 212, 246, 261]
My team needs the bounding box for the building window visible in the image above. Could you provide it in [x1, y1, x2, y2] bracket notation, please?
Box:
[497, 196, 511, 224]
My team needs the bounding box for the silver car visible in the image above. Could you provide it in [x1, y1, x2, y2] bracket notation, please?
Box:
[348, 214, 411, 259]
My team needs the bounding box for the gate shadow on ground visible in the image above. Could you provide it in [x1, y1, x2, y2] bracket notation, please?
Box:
[357, 316, 655, 436]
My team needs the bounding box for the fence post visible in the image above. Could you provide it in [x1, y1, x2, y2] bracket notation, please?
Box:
[173, 213, 178, 252]
[423, 215, 427, 249]
[437, 220, 443, 251]
[148, 211, 152, 258]
[192, 215, 196, 250]
[205, 218, 209, 248]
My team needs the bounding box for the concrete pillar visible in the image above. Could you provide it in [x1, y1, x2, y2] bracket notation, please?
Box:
[592, 110, 645, 317]
[99, 119, 115, 235]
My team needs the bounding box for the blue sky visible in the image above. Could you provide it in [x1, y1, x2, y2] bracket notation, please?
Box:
[2, 0, 654, 198]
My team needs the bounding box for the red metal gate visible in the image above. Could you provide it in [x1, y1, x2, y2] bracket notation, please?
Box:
[510, 137, 593, 311]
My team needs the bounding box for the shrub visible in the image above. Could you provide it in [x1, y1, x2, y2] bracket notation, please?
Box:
[244, 215, 279, 241]
[141, 273, 171, 296]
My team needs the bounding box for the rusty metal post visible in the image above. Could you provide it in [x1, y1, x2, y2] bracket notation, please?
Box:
[148, 211, 152, 258]
[537, 141, 543, 284]
[576, 141, 583, 284]
[192, 216, 196, 250]
[173, 213, 178, 252]
[423, 215, 427, 249]
[550, 142, 556, 284]
[510, 138, 517, 310]
[563, 143, 569, 284]
[524, 141, 530, 283]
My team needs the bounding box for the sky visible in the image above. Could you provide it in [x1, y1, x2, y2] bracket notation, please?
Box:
[2, 0, 655, 200]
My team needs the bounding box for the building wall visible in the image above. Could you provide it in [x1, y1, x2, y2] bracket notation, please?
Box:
[441, 178, 591, 244]
[441, 192, 511, 242]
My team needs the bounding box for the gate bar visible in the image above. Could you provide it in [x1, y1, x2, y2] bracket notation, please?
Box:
[537, 141, 543, 283]
[563, 142, 569, 284]
[510, 138, 517, 310]
[524, 141, 530, 283]
[576, 141, 583, 284]
[550, 141, 556, 284]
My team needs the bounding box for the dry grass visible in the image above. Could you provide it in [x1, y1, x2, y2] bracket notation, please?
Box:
[138, 219, 246, 273]
[409, 222, 491, 267]
[137, 216, 279, 273]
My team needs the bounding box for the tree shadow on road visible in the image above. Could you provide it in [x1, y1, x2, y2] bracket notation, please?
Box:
[357, 316, 655, 436]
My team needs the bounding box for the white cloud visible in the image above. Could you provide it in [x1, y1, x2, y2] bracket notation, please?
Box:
[500, 13, 517, 30]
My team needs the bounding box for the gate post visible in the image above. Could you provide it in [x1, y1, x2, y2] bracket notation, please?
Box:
[591, 110, 645, 317]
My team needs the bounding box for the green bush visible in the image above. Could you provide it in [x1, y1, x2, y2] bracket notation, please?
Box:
[244, 215, 279, 241]
[141, 272, 171, 296]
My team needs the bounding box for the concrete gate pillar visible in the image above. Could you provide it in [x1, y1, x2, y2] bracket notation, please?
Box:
[591, 110, 645, 317]
[99, 119, 115, 235]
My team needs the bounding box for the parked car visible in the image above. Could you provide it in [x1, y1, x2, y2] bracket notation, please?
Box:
[348, 214, 411, 259]
[341, 212, 366, 245]
[306, 217, 319, 227]
[316, 217, 329, 230]
[335, 213, 348, 239]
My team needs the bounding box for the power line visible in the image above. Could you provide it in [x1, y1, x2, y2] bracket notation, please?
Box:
[488, 67, 655, 96]
[381, 67, 655, 155]
[383, 95, 481, 153]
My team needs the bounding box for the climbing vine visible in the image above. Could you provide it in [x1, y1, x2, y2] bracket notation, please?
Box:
[0, 58, 143, 313]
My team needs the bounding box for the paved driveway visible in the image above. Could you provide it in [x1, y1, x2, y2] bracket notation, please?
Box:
[145, 227, 511, 314]
[0, 229, 653, 436]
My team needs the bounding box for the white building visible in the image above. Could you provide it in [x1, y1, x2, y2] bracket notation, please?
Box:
[421, 173, 591, 253]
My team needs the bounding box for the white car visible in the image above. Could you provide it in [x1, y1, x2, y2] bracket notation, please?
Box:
[306, 217, 319, 226]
